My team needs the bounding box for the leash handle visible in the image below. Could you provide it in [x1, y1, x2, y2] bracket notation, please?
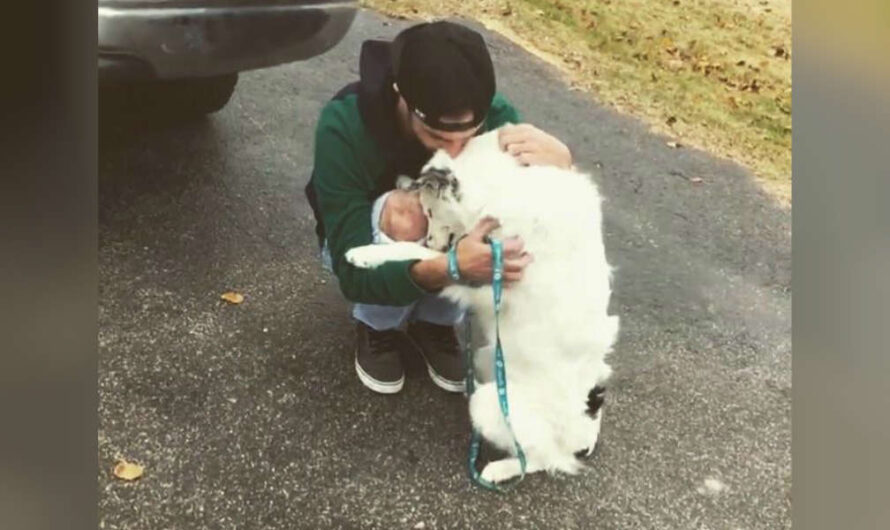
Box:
[490, 239, 503, 310]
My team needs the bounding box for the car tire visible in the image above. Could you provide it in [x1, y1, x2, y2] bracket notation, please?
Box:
[101, 73, 239, 119]
[158, 73, 239, 116]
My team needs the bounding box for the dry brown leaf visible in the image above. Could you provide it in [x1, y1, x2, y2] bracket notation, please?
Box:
[113, 460, 144, 481]
[221, 292, 245, 304]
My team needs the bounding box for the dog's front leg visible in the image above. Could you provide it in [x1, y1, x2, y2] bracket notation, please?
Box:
[345, 242, 442, 269]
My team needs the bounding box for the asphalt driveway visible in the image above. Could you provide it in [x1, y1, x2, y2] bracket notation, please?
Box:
[99, 10, 791, 529]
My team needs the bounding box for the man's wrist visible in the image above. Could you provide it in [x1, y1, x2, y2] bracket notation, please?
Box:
[409, 255, 451, 292]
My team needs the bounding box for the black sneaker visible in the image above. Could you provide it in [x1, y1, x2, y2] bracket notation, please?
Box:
[406, 321, 465, 393]
[355, 321, 405, 394]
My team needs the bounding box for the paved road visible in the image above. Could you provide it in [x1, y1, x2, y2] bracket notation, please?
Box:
[99, 10, 791, 529]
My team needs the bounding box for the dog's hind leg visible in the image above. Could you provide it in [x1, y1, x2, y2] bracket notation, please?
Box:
[480, 456, 544, 484]
[470, 382, 582, 483]
[575, 410, 603, 458]
[480, 451, 584, 484]
[575, 385, 607, 457]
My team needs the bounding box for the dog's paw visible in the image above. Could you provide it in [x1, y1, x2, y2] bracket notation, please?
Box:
[385, 241, 442, 261]
[345, 245, 385, 269]
[346, 242, 441, 269]
[575, 410, 604, 459]
[480, 458, 523, 484]
[576, 439, 599, 459]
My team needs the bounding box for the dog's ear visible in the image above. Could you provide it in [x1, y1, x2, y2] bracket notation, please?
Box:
[416, 167, 460, 200]
[395, 175, 415, 190]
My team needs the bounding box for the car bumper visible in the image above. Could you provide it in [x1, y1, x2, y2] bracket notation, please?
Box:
[98, 1, 357, 81]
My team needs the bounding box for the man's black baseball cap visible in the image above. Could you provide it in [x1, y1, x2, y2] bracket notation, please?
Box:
[391, 21, 496, 132]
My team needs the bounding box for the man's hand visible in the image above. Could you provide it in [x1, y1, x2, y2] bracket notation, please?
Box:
[380, 190, 427, 241]
[498, 123, 573, 169]
[408, 216, 533, 291]
[455, 216, 534, 285]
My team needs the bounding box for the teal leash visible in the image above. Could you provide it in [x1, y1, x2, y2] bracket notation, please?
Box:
[450, 238, 527, 492]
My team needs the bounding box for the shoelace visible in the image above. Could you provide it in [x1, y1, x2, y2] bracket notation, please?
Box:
[420, 324, 459, 355]
[368, 329, 401, 355]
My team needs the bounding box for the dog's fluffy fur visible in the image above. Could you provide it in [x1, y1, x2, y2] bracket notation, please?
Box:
[346, 129, 619, 483]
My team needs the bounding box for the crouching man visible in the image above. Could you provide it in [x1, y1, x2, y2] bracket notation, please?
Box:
[305, 21, 573, 394]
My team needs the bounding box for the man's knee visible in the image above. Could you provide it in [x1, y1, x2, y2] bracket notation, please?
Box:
[414, 294, 464, 326]
[353, 302, 416, 331]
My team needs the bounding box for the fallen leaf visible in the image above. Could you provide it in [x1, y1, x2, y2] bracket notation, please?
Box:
[221, 292, 245, 304]
[690, 177, 704, 184]
[667, 141, 681, 148]
[738, 79, 757, 93]
[113, 460, 144, 481]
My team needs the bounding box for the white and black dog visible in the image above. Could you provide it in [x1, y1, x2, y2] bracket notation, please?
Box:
[346, 128, 619, 484]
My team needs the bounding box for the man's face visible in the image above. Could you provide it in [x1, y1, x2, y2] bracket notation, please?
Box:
[407, 107, 482, 158]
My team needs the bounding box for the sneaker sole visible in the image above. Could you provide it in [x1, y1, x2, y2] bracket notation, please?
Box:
[406, 335, 466, 393]
[426, 364, 466, 393]
[354, 356, 404, 394]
